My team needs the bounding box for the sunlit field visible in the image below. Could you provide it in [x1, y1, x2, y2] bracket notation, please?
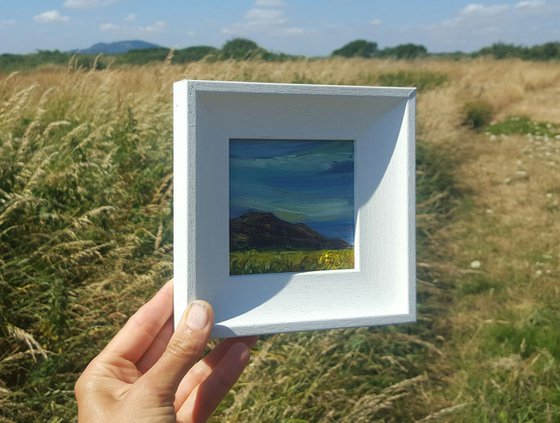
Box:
[1, 57, 559, 421]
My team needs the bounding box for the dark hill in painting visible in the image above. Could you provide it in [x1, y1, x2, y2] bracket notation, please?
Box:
[230, 212, 351, 251]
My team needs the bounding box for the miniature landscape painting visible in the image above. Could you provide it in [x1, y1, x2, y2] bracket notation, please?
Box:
[229, 139, 355, 275]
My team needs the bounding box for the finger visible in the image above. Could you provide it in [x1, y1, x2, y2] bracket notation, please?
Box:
[101, 280, 173, 363]
[176, 342, 251, 423]
[140, 300, 213, 395]
[173, 336, 257, 408]
[136, 316, 174, 373]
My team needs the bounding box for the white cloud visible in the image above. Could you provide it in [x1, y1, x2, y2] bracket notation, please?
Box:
[222, 0, 304, 37]
[99, 20, 167, 34]
[125, 13, 136, 22]
[282, 27, 304, 35]
[143, 21, 167, 33]
[458, 3, 510, 17]
[255, 0, 286, 6]
[410, 0, 560, 52]
[64, 0, 117, 8]
[99, 23, 119, 31]
[438, 3, 510, 29]
[438, 0, 559, 30]
[246, 8, 286, 25]
[34, 10, 70, 23]
[370, 19, 382, 26]
[515, 0, 546, 9]
[0, 19, 16, 29]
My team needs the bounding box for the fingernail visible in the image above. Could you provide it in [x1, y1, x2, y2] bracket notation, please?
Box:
[231, 342, 251, 362]
[186, 301, 208, 330]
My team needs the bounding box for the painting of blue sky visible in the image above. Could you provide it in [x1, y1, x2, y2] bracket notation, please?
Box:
[229, 139, 354, 245]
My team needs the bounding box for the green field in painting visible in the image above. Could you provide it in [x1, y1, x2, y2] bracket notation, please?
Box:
[230, 249, 354, 275]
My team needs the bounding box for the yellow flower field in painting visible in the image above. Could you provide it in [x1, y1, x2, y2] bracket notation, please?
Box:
[230, 249, 354, 275]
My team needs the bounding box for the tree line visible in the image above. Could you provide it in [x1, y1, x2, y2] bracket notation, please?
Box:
[0, 39, 300, 72]
[1, 38, 560, 72]
[332, 39, 560, 61]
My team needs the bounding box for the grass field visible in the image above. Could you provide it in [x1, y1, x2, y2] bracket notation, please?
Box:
[1, 57, 559, 421]
[230, 249, 354, 275]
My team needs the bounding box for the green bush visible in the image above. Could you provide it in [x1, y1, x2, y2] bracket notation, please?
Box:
[379, 43, 428, 59]
[476, 41, 560, 61]
[117, 47, 170, 65]
[173, 46, 218, 63]
[220, 38, 265, 60]
[463, 101, 493, 131]
[332, 40, 378, 58]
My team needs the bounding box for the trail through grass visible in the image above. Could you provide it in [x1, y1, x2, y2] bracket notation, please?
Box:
[432, 123, 560, 421]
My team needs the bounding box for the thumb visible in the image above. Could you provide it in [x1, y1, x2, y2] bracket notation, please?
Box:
[141, 300, 214, 395]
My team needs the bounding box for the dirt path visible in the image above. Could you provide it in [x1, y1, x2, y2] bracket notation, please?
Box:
[433, 128, 560, 420]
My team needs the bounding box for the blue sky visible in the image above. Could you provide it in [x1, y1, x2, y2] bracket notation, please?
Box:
[230, 140, 354, 243]
[1, 0, 559, 55]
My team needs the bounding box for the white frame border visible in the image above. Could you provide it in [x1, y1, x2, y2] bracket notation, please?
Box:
[174, 80, 416, 337]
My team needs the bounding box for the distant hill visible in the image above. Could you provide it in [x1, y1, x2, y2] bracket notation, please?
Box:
[230, 211, 351, 252]
[73, 40, 164, 55]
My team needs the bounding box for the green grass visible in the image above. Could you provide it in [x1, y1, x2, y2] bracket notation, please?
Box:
[453, 306, 560, 421]
[415, 142, 459, 245]
[459, 274, 500, 296]
[486, 115, 560, 137]
[230, 249, 354, 275]
[0, 60, 490, 422]
[487, 318, 560, 359]
[0, 70, 173, 420]
[377, 70, 448, 91]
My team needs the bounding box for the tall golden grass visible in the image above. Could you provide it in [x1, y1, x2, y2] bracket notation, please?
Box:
[1, 57, 559, 421]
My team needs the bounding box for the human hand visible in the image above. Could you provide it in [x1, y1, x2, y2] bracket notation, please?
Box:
[75, 280, 256, 422]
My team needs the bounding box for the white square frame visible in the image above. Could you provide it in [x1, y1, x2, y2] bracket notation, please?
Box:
[173, 80, 416, 338]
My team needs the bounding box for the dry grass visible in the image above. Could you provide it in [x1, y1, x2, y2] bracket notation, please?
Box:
[1, 57, 559, 421]
[417, 60, 560, 419]
[436, 129, 560, 420]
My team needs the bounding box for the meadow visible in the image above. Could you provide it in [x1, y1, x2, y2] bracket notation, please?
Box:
[1, 57, 559, 421]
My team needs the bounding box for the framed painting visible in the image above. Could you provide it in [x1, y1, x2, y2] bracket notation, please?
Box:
[173, 80, 416, 337]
